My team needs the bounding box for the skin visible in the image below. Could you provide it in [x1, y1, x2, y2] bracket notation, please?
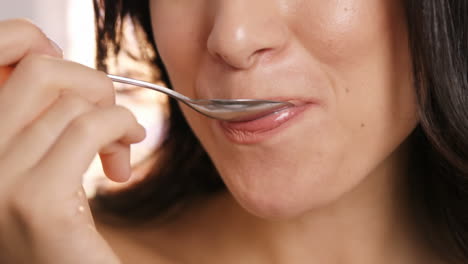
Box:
[151, 0, 417, 219]
[0, 19, 144, 263]
[105, 0, 438, 263]
[0, 0, 444, 263]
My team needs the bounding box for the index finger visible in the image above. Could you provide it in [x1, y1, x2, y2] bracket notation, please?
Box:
[0, 19, 63, 66]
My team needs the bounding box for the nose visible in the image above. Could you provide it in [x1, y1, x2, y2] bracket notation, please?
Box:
[206, 1, 290, 70]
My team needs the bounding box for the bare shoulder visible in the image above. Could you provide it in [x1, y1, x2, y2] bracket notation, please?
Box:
[90, 192, 234, 264]
[93, 211, 180, 264]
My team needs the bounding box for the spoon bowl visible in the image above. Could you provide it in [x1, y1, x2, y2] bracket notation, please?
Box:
[108, 74, 294, 122]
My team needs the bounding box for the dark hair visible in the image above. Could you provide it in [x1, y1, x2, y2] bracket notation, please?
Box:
[91, 0, 224, 223]
[92, 0, 468, 262]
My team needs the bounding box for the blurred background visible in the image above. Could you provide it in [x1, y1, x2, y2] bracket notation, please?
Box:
[1, 0, 95, 69]
[1, 0, 166, 196]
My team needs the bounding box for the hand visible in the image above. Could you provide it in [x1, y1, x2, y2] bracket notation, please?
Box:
[0, 19, 146, 264]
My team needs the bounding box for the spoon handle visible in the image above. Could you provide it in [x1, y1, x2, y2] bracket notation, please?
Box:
[107, 74, 192, 102]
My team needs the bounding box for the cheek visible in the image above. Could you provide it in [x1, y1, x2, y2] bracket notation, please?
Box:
[218, 2, 414, 217]
[150, 0, 418, 218]
[150, 1, 207, 96]
[293, 0, 416, 139]
[291, 0, 392, 60]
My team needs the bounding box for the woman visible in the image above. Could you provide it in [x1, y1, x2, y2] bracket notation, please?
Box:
[0, 0, 467, 263]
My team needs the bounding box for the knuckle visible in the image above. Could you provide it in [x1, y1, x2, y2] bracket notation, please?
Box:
[69, 114, 98, 139]
[96, 70, 112, 86]
[112, 106, 140, 128]
[17, 54, 53, 84]
[5, 186, 35, 222]
[94, 71, 115, 103]
[115, 105, 137, 121]
[60, 93, 94, 114]
[9, 19, 45, 40]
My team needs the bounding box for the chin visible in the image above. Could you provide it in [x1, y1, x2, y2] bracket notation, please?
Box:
[218, 165, 350, 220]
[234, 192, 315, 220]
[231, 185, 336, 221]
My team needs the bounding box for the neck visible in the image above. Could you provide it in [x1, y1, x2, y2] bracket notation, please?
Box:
[133, 143, 435, 264]
[200, 163, 414, 263]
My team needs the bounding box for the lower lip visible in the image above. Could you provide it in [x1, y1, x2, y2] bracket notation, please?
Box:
[218, 104, 311, 144]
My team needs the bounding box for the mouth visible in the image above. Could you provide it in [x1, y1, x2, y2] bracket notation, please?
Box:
[217, 99, 314, 144]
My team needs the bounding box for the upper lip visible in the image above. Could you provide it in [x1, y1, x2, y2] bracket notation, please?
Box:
[194, 86, 321, 103]
[216, 97, 317, 123]
[194, 77, 323, 105]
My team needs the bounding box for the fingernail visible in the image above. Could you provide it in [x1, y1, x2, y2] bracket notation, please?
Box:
[48, 38, 64, 57]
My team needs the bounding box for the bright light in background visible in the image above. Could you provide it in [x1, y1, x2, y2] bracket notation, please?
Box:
[0, 1, 165, 196]
[66, 0, 96, 68]
[65, 1, 166, 196]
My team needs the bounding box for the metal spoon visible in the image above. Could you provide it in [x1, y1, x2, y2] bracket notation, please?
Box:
[108, 75, 294, 122]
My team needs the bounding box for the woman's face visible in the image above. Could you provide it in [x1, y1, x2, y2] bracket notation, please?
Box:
[150, 0, 418, 218]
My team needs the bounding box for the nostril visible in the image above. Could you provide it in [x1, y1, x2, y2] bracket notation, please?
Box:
[213, 52, 252, 70]
[249, 47, 275, 64]
[256, 48, 271, 54]
[214, 47, 272, 70]
[253, 48, 273, 59]
[214, 53, 232, 66]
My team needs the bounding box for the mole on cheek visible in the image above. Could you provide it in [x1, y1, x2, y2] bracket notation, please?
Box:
[361, 123, 366, 128]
